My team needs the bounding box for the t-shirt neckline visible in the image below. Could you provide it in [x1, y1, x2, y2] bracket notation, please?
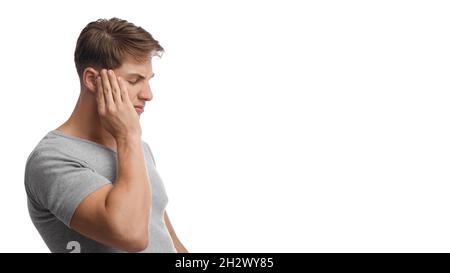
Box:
[49, 129, 118, 154]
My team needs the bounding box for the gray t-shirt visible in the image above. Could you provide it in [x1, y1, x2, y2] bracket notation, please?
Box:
[24, 130, 177, 253]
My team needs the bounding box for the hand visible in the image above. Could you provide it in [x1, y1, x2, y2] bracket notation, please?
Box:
[96, 69, 142, 141]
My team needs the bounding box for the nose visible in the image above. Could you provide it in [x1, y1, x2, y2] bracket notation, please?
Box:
[138, 82, 153, 102]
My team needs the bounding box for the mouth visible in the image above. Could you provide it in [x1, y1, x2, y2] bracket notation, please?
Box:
[134, 106, 144, 114]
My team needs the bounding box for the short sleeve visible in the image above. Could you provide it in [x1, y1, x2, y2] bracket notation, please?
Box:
[25, 149, 112, 228]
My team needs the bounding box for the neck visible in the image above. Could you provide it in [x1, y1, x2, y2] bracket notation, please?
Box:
[57, 90, 117, 150]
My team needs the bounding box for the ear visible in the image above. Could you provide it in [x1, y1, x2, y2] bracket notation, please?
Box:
[82, 67, 100, 94]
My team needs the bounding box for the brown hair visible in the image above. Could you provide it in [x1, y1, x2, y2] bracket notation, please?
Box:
[74, 17, 164, 79]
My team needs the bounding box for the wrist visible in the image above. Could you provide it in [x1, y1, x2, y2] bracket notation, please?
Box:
[115, 133, 141, 146]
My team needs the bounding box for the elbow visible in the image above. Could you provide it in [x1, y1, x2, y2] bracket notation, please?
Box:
[110, 222, 150, 252]
[124, 233, 149, 252]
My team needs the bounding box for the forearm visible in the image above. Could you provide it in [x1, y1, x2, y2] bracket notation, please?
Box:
[174, 240, 189, 253]
[104, 136, 151, 241]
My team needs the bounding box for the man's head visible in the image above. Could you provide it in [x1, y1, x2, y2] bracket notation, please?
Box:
[74, 17, 164, 114]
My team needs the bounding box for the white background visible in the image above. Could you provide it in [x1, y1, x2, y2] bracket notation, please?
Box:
[0, 0, 449, 252]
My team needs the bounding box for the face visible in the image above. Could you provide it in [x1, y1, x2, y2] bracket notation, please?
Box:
[103, 56, 154, 116]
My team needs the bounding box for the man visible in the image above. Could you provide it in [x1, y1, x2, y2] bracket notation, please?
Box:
[24, 17, 188, 253]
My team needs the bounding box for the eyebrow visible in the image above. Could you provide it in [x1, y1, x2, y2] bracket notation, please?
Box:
[126, 72, 155, 79]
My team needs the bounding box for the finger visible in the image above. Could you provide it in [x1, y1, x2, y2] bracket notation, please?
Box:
[101, 69, 115, 108]
[117, 76, 132, 106]
[96, 75, 105, 113]
[107, 70, 122, 104]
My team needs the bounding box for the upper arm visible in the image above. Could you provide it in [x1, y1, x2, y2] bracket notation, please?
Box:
[26, 150, 146, 252]
[164, 211, 179, 240]
[164, 211, 188, 253]
[70, 183, 149, 252]
[70, 184, 117, 247]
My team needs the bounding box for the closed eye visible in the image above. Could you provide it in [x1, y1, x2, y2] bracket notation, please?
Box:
[128, 73, 154, 85]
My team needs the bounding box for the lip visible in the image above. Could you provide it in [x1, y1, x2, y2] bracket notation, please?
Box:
[134, 106, 144, 114]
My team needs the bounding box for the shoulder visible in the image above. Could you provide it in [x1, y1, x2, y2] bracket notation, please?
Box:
[141, 140, 151, 152]
[25, 143, 72, 209]
[26, 137, 86, 172]
[24, 133, 87, 193]
[141, 140, 156, 167]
